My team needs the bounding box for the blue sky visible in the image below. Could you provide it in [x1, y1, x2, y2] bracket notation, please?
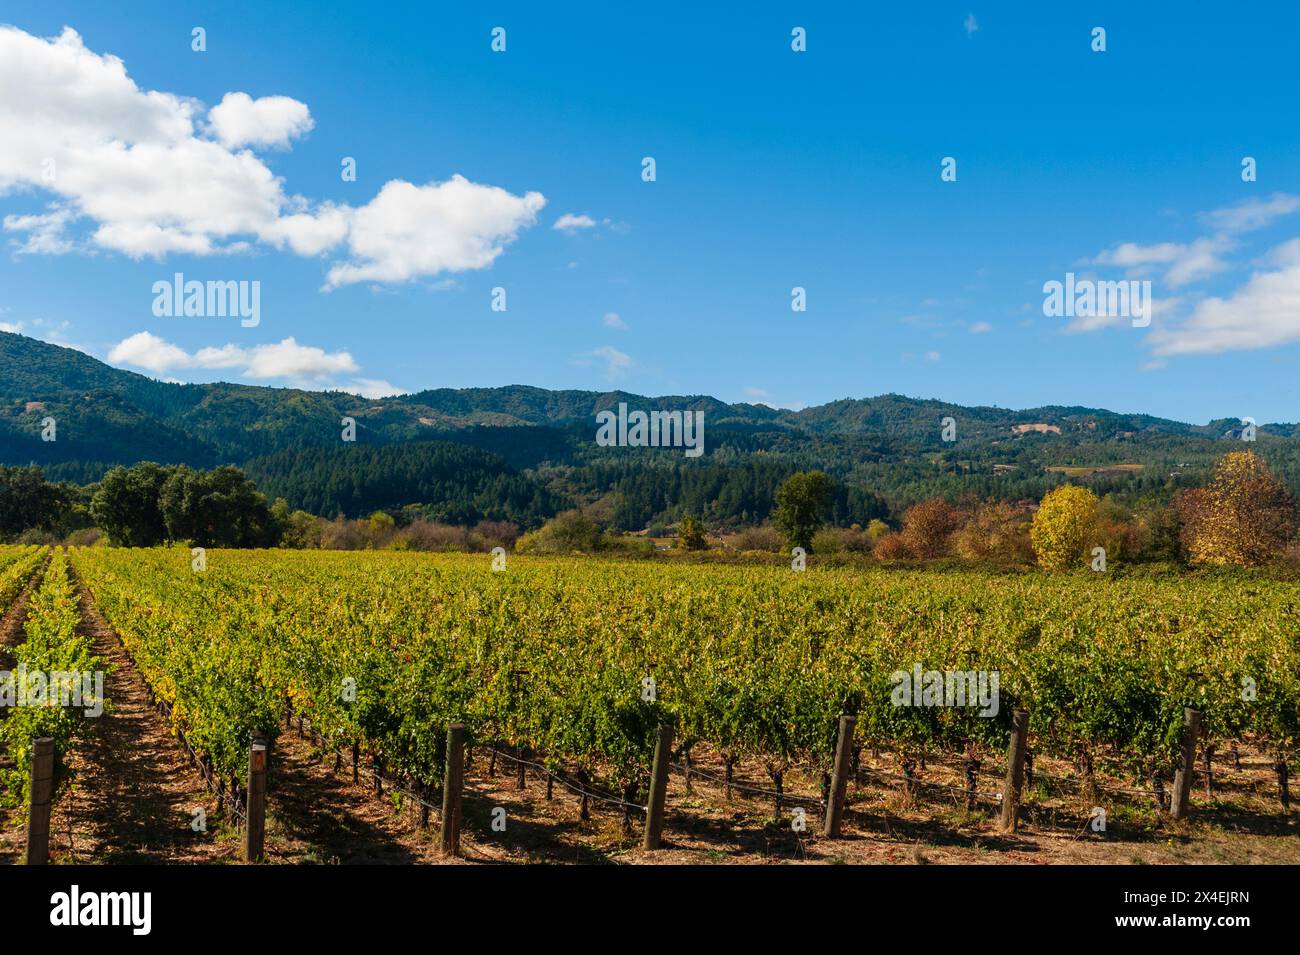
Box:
[1, 1, 1299, 423]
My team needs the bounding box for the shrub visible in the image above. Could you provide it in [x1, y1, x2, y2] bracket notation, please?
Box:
[873, 532, 912, 560]
[864, 519, 891, 543]
[515, 510, 603, 554]
[469, 520, 520, 552]
[723, 525, 783, 552]
[811, 527, 845, 554]
[953, 501, 1033, 565]
[677, 515, 709, 551]
[395, 521, 471, 552]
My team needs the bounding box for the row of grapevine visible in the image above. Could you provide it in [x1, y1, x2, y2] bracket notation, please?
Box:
[0, 550, 106, 809]
[69, 547, 1300, 807]
[0, 545, 47, 616]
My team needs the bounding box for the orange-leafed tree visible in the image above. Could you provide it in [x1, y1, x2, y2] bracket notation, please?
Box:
[899, 498, 961, 559]
[953, 500, 1034, 564]
[1175, 450, 1295, 566]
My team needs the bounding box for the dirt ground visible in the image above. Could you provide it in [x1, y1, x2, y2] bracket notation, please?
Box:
[0, 573, 235, 864]
[0, 560, 43, 862]
[252, 728, 1298, 866]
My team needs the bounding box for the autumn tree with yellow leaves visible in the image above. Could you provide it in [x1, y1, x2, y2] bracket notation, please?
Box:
[1175, 450, 1295, 566]
[1030, 484, 1099, 571]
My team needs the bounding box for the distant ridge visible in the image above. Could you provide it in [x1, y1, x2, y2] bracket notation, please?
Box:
[0, 331, 1296, 487]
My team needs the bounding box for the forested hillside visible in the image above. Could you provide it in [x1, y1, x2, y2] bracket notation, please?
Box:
[3, 330, 1299, 530]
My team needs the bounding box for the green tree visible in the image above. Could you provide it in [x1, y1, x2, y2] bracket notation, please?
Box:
[515, 509, 603, 554]
[678, 515, 708, 550]
[91, 462, 174, 546]
[159, 465, 275, 547]
[0, 466, 75, 540]
[773, 471, 836, 552]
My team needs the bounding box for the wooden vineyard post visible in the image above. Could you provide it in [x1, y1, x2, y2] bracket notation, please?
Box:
[999, 710, 1029, 833]
[822, 715, 856, 838]
[1170, 708, 1202, 820]
[440, 723, 465, 856]
[642, 723, 674, 850]
[25, 737, 54, 865]
[244, 742, 267, 862]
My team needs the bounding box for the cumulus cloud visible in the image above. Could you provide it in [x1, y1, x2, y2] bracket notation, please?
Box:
[969, 321, 992, 333]
[963, 14, 978, 37]
[602, 311, 627, 330]
[107, 332, 194, 374]
[323, 176, 545, 289]
[553, 213, 596, 233]
[1148, 256, 1300, 356]
[207, 92, 313, 149]
[260, 203, 352, 256]
[0, 26, 544, 283]
[108, 331, 359, 379]
[345, 378, 403, 399]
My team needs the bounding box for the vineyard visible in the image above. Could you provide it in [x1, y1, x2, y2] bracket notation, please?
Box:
[59, 547, 1298, 847]
[0, 545, 1293, 863]
[0, 549, 103, 809]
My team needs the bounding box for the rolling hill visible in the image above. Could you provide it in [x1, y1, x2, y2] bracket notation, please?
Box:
[2, 330, 1297, 525]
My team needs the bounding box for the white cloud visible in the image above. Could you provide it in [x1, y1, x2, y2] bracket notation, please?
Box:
[1148, 257, 1300, 356]
[1090, 237, 1229, 288]
[345, 378, 403, 399]
[572, 344, 632, 379]
[602, 311, 627, 330]
[207, 92, 314, 149]
[107, 331, 193, 374]
[963, 14, 979, 36]
[1201, 192, 1300, 235]
[260, 204, 352, 256]
[1085, 195, 1300, 298]
[323, 176, 545, 289]
[969, 321, 992, 333]
[925, 350, 941, 362]
[3, 206, 76, 254]
[107, 331, 359, 379]
[744, 387, 770, 400]
[0, 26, 543, 282]
[1078, 193, 1300, 355]
[554, 213, 597, 233]
[0, 320, 24, 333]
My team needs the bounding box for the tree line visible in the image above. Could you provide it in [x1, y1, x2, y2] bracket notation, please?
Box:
[766, 450, 1296, 570]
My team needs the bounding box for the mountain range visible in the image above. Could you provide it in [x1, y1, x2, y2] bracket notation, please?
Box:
[2, 331, 1296, 525]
